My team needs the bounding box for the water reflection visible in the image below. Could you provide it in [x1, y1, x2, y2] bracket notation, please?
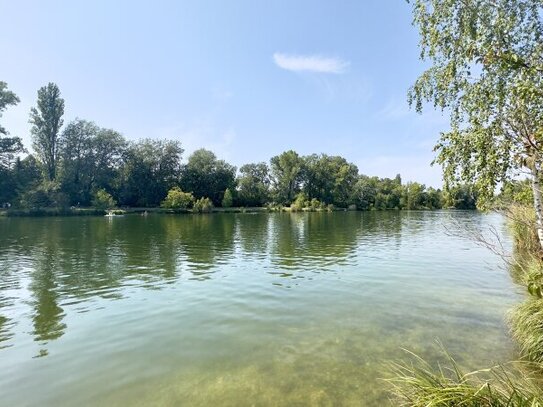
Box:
[0, 211, 514, 357]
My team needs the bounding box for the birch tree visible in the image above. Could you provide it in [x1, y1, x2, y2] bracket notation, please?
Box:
[408, 0, 543, 248]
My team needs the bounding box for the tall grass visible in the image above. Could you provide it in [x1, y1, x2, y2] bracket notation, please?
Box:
[387, 349, 543, 406]
[510, 298, 543, 365]
[507, 204, 540, 255]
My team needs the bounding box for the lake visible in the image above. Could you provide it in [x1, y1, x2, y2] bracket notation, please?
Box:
[0, 211, 520, 406]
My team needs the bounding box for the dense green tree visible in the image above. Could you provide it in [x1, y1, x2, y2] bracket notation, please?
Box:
[180, 149, 236, 206]
[404, 182, 425, 210]
[237, 162, 270, 206]
[119, 139, 183, 207]
[59, 119, 98, 205]
[301, 154, 359, 207]
[19, 180, 68, 209]
[443, 185, 478, 210]
[90, 128, 127, 194]
[58, 119, 127, 205]
[4, 156, 41, 205]
[0, 82, 25, 204]
[0, 81, 24, 170]
[409, 0, 543, 247]
[30, 83, 65, 181]
[270, 150, 304, 204]
[425, 187, 443, 209]
[352, 175, 378, 210]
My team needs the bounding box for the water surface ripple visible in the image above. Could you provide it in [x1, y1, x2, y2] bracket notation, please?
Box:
[0, 211, 519, 406]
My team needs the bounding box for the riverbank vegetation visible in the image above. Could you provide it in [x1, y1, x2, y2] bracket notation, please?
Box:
[0, 82, 481, 214]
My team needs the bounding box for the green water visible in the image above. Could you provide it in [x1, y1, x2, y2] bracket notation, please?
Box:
[0, 211, 519, 406]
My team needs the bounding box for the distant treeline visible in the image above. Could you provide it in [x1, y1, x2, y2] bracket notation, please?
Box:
[0, 82, 478, 211]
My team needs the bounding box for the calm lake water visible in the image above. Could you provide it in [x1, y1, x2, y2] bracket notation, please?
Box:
[0, 211, 520, 406]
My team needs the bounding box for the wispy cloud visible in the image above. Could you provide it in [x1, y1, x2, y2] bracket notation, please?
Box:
[273, 53, 349, 74]
[376, 97, 411, 120]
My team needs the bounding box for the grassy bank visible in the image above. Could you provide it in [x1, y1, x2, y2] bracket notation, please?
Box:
[387, 205, 543, 406]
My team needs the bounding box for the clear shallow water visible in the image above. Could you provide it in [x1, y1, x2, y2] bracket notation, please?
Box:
[0, 211, 520, 406]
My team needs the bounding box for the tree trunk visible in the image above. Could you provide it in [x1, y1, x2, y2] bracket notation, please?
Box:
[530, 163, 543, 251]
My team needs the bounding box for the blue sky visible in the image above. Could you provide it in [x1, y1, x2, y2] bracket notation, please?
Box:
[0, 0, 449, 186]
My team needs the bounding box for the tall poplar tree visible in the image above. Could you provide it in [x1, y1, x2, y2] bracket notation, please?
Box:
[30, 83, 65, 181]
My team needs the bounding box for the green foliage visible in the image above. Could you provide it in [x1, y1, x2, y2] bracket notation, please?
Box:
[302, 154, 359, 207]
[193, 197, 213, 213]
[119, 139, 183, 207]
[30, 83, 65, 181]
[388, 348, 543, 406]
[91, 189, 116, 210]
[59, 119, 99, 205]
[270, 150, 303, 204]
[0, 81, 24, 171]
[408, 0, 543, 209]
[222, 188, 233, 208]
[309, 198, 324, 211]
[237, 162, 270, 206]
[19, 181, 69, 209]
[4, 81, 481, 212]
[181, 149, 236, 206]
[0, 81, 20, 137]
[351, 174, 447, 210]
[290, 192, 308, 212]
[161, 187, 194, 210]
[500, 180, 534, 207]
[443, 185, 478, 209]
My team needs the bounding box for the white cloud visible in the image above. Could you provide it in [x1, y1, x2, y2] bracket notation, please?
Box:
[273, 53, 349, 74]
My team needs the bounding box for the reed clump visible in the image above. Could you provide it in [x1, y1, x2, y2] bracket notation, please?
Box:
[387, 349, 543, 406]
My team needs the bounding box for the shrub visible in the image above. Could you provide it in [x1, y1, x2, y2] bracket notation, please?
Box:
[161, 187, 194, 210]
[290, 193, 308, 212]
[309, 198, 322, 211]
[193, 197, 213, 213]
[222, 188, 233, 208]
[92, 189, 117, 210]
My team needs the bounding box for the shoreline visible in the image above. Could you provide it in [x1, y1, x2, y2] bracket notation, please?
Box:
[0, 206, 471, 217]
